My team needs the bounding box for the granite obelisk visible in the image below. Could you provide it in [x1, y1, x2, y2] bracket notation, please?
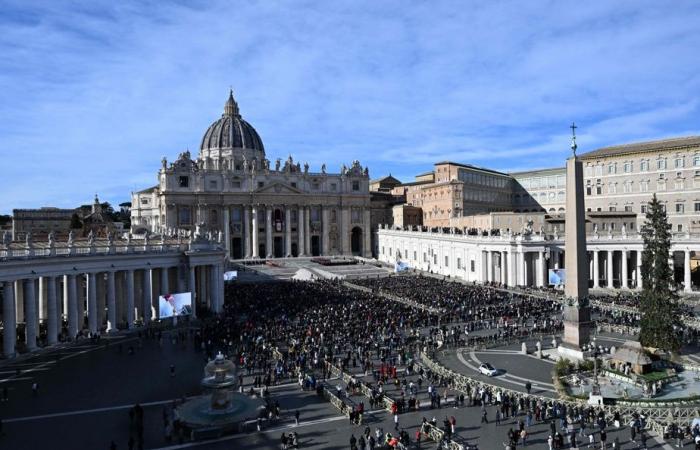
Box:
[559, 123, 592, 360]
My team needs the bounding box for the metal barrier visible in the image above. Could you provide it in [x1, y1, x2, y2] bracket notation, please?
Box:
[419, 351, 697, 436]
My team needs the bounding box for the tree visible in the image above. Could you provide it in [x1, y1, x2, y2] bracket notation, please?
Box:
[639, 194, 681, 353]
[70, 213, 83, 229]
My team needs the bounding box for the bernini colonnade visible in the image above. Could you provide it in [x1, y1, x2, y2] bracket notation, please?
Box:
[0, 235, 225, 358]
[378, 225, 698, 292]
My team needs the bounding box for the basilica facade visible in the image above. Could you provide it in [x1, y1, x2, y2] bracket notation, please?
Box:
[131, 91, 372, 259]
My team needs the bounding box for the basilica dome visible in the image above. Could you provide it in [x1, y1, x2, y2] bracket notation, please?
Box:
[200, 91, 265, 158]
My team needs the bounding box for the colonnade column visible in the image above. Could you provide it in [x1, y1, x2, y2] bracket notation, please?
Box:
[486, 251, 493, 282]
[107, 271, 116, 332]
[125, 270, 135, 328]
[517, 251, 525, 286]
[251, 206, 259, 258]
[244, 206, 251, 258]
[507, 251, 516, 287]
[592, 250, 600, 288]
[189, 265, 197, 319]
[24, 278, 37, 351]
[636, 252, 643, 289]
[38, 277, 47, 324]
[607, 251, 614, 288]
[685, 250, 692, 292]
[321, 206, 330, 255]
[3, 281, 16, 358]
[500, 251, 507, 285]
[87, 272, 97, 333]
[160, 267, 169, 296]
[538, 251, 545, 287]
[622, 250, 629, 289]
[298, 205, 305, 257]
[265, 206, 273, 258]
[142, 269, 152, 325]
[67, 274, 78, 338]
[46, 276, 58, 345]
[285, 206, 292, 257]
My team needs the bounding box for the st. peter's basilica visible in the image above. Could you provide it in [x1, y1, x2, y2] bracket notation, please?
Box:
[130, 90, 372, 259]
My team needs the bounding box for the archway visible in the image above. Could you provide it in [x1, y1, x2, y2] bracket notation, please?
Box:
[351, 226, 363, 256]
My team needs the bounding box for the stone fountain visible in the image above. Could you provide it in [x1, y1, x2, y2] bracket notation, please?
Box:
[176, 352, 264, 433]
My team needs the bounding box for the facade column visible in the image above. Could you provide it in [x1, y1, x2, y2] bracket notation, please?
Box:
[363, 208, 372, 258]
[106, 271, 116, 332]
[285, 206, 292, 257]
[593, 250, 600, 288]
[636, 251, 643, 289]
[341, 207, 351, 255]
[46, 276, 58, 345]
[538, 251, 545, 287]
[305, 206, 312, 256]
[265, 206, 273, 258]
[223, 206, 231, 259]
[298, 205, 305, 257]
[685, 250, 692, 292]
[125, 270, 135, 328]
[321, 206, 330, 255]
[67, 274, 78, 338]
[24, 278, 38, 351]
[189, 265, 197, 319]
[87, 272, 97, 333]
[3, 281, 16, 358]
[622, 250, 629, 289]
[500, 251, 507, 285]
[607, 250, 614, 288]
[142, 268, 152, 325]
[243, 206, 251, 258]
[251, 206, 259, 258]
[553, 248, 560, 269]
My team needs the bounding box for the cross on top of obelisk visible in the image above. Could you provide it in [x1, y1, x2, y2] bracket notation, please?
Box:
[570, 122, 578, 156]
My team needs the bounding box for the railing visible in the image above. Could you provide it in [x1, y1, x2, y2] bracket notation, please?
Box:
[343, 281, 445, 315]
[324, 361, 397, 413]
[0, 238, 221, 260]
[420, 423, 465, 450]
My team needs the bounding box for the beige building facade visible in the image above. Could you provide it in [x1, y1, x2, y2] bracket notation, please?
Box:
[580, 136, 700, 233]
[131, 91, 372, 259]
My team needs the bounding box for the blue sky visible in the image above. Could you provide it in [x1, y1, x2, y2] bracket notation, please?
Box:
[1, 1, 699, 214]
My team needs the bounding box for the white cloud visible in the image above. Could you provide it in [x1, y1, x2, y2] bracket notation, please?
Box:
[1, 0, 699, 212]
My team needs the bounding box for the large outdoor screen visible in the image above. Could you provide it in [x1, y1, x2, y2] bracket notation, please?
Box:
[158, 292, 192, 318]
[548, 269, 566, 286]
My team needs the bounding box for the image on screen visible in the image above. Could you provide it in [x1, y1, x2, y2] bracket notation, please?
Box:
[158, 292, 192, 318]
[548, 269, 566, 286]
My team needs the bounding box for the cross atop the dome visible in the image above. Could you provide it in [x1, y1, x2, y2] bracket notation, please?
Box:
[224, 89, 239, 117]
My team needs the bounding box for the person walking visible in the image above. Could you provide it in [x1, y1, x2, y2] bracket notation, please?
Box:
[393, 413, 399, 431]
[32, 382, 38, 396]
[295, 410, 300, 426]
